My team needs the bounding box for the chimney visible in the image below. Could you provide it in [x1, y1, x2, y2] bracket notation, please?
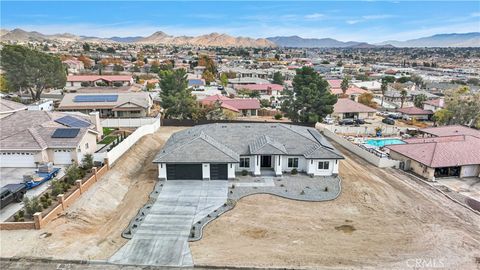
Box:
[89, 111, 103, 139]
[438, 98, 445, 108]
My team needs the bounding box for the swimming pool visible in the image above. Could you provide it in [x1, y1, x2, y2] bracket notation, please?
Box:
[365, 138, 405, 147]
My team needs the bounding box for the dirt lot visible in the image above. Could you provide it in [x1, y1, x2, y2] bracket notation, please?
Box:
[0, 126, 185, 260]
[190, 142, 480, 269]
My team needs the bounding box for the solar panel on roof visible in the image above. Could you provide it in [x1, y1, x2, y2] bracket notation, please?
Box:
[55, 115, 91, 128]
[51, 128, 80, 138]
[74, 95, 118, 103]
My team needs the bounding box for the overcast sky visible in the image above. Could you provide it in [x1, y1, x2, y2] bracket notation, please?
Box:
[1, 1, 479, 43]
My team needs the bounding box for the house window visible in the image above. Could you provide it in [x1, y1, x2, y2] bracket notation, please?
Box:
[250, 109, 257, 116]
[85, 143, 89, 149]
[318, 161, 330, 170]
[288, 158, 298, 168]
[240, 157, 250, 168]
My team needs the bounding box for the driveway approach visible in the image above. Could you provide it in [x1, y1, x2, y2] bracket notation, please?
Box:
[109, 180, 228, 267]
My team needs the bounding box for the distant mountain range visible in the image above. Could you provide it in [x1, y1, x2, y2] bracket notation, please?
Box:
[1, 28, 479, 48]
[376, 32, 480, 48]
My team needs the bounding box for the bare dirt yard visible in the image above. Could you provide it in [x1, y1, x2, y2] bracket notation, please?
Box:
[0, 126, 185, 260]
[190, 142, 480, 270]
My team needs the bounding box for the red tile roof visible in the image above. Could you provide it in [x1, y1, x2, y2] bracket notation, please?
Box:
[423, 99, 444, 108]
[201, 95, 260, 111]
[330, 86, 367, 96]
[237, 84, 284, 91]
[333, 98, 377, 114]
[420, 125, 480, 138]
[67, 75, 133, 82]
[397, 107, 433, 115]
[327, 79, 342, 89]
[387, 135, 480, 167]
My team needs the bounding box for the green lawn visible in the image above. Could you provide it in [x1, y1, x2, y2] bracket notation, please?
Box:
[103, 127, 116, 136]
[99, 135, 118, 145]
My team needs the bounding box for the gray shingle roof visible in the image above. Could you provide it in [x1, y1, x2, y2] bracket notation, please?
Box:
[153, 123, 343, 163]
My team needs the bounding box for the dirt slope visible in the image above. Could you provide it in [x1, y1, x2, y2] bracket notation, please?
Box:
[190, 142, 480, 269]
[0, 127, 184, 260]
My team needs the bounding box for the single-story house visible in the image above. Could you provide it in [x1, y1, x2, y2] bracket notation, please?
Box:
[327, 80, 368, 99]
[236, 83, 284, 97]
[200, 95, 260, 117]
[153, 123, 344, 180]
[66, 75, 134, 89]
[58, 92, 153, 118]
[423, 98, 445, 113]
[63, 59, 85, 74]
[419, 125, 480, 138]
[188, 79, 206, 89]
[0, 110, 101, 168]
[387, 135, 480, 180]
[396, 107, 433, 120]
[331, 98, 377, 120]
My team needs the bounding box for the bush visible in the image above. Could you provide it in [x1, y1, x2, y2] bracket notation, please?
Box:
[113, 82, 123, 87]
[65, 163, 82, 185]
[80, 82, 90, 87]
[18, 210, 24, 217]
[23, 197, 43, 217]
[274, 113, 283, 120]
[241, 170, 248, 176]
[291, 168, 298, 175]
[81, 154, 94, 171]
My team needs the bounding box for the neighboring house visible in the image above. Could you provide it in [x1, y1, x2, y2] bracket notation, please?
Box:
[58, 92, 153, 118]
[327, 79, 368, 99]
[0, 98, 27, 117]
[201, 95, 260, 117]
[191, 86, 222, 101]
[331, 98, 377, 120]
[63, 59, 85, 74]
[188, 79, 206, 90]
[236, 84, 284, 98]
[0, 110, 101, 168]
[26, 100, 54, 111]
[153, 123, 344, 180]
[396, 107, 433, 120]
[423, 98, 445, 113]
[228, 77, 271, 86]
[387, 135, 480, 180]
[352, 81, 381, 92]
[419, 125, 480, 138]
[66, 75, 134, 89]
[193, 66, 206, 76]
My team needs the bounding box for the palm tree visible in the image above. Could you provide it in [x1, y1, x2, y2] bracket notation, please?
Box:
[340, 77, 349, 97]
[380, 78, 388, 107]
[400, 89, 408, 108]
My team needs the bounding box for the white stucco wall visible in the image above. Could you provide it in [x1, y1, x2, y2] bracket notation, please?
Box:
[158, 163, 166, 179]
[228, 163, 235, 179]
[460, 165, 480, 178]
[202, 163, 210, 179]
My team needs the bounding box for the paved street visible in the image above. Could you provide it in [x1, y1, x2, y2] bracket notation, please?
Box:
[109, 180, 228, 267]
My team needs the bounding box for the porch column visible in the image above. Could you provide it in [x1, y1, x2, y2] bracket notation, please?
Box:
[254, 155, 261, 176]
[274, 155, 282, 176]
[158, 163, 166, 180]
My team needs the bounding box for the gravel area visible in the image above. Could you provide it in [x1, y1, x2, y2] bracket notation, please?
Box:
[189, 174, 341, 241]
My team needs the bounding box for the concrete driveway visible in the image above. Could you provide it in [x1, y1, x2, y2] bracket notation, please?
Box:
[109, 180, 228, 267]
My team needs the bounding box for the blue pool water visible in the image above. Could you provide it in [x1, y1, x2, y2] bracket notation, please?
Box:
[365, 139, 405, 147]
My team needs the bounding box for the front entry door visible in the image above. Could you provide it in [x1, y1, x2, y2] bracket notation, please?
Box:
[260, 155, 272, 168]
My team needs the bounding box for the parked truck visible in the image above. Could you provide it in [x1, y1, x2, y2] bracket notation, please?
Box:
[0, 184, 27, 209]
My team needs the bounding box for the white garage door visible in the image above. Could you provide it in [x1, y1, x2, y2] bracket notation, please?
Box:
[0, 152, 36, 168]
[53, 149, 73, 165]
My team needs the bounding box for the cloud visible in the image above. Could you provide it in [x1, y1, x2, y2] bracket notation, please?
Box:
[471, 12, 480, 17]
[346, 20, 362, 25]
[362, 14, 394, 20]
[305, 13, 324, 20]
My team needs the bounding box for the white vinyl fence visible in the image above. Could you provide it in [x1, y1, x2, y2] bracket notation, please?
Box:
[322, 124, 407, 136]
[101, 117, 158, 128]
[94, 117, 161, 166]
[318, 126, 400, 168]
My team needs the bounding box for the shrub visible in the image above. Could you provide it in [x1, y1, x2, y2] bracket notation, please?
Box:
[65, 163, 82, 185]
[81, 154, 94, 171]
[80, 82, 90, 87]
[42, 201, 50, 209]
[274, 113, 283, 120]
[241, 170, 248, 176]
[291, 168, 298, 175]
[18, 210, 24, 218]
[23, 197, 43, 217]
[113, 82, 123, 87]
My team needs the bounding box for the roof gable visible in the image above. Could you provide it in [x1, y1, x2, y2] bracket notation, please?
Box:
[249, 135, 287, 155]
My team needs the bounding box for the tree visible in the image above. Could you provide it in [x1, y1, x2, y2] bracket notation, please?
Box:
[340, 77, 349, 96]
[433, 109, 453, 125]
[358, 92, 376, 108]
[400, 89, 408, 108]
[0, 75, 11, 93]
[413, 94, 427, 108]
[202, 70, 215, 85]
[281, 67, 337, 123]
[0, 45, 66, 101]
[83, 43, 90, 52]
[382, 76, 395, 83]
[272, 71, 284, 85]
[113, 64, 124, 72]
[220, 73, 228, 87]
[380, 78, 388, 107]
[198, 55, 217, 75]
[439, 86, 480, 128]
[77, 55, 92, 69]
[81, 154, 94, 171]
[159, 69, 198, 119]
[106, 47, 116, 54]
[260, 99, 271, 108]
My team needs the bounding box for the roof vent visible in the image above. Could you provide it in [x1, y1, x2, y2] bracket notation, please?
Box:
[221, 125, 227, 128]
[245, 125, 251, 128]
